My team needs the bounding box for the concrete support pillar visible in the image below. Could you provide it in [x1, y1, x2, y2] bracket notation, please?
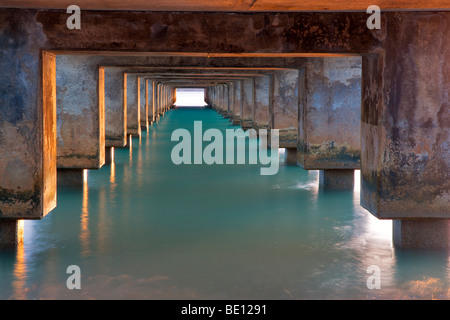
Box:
[271, 70, 299, 148]
[361, 13, 450, 249]
[220, 84, 229, 116]
[241, 78, 254, 130]
[227, 81, 235, 120]
[204, 87, 210, 106]
[125, 74, 141, 136]
[0, 220, 23, 250]
[219, 84, 225, 114]
[139, 76, 148, 131]
[232, 80, 242, 125]
[148, 79, 155, 122]
[162, 85, 166, 114]
[253, 76, 270, 130]
[104, 68, 127, 147]
[212, 86, 216, 109]
[57, 168, 84, 188]
[157, 83, 163, 116]
[172, 87, 176, 107]
[0, 36, 56, 219]
[297, 57, 361, 171]
[56, 55, 105, 169]
[319, 169, 354, 190]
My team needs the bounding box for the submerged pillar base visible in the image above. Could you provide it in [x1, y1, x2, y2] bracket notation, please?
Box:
[141, 121, 149, 132]
[319, 169, 354, 190]
[0, 220, 23, 250]
[241, 119, 253, 130]
[286, 148, 298, 166]
[105, 147, 114, 165]
[393, 219, 450, 249]
[57, 169, 84, 188]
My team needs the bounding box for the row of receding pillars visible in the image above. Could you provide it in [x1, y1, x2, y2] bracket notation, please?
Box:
[0, 53, 446, 250]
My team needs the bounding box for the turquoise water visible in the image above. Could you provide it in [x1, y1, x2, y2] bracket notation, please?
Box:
[1, 107, 450, 299]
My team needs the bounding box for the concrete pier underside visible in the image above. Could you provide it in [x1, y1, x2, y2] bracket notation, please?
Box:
[0, 9, 448, 248]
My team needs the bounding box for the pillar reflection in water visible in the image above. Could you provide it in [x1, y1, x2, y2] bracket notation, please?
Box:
[12, 220, 26, 299]
[351, 170, 395, 290]
[80, 170, 90, 256]
[97, 185, 109, 254]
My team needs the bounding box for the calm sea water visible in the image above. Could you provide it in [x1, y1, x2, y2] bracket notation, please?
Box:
[1, 107, 450, 300]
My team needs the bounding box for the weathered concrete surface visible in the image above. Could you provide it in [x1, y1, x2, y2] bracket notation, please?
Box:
[319, 169, 354, 190]
[32, 10, 378, 53]
[253, 76, 270, 129]
[104, 68, 127, 147]
[271, 69, 299, 148]
[297, 57, 362, 170]
[393, 219, 450, 249]
[57, 169, 84, 188]
[0, 220, 23, 249]
[241, 78, 255, 129]
[56, 55, 105, 169]
[125, 74, 141, 136]
[361, 12, 450, 220]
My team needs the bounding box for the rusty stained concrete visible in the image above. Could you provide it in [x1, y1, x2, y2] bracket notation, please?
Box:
[297, 56, 362, 170]
[56, 55, 105, 169]
[361, 12, 450, 220]
[104, 68, 127, 147]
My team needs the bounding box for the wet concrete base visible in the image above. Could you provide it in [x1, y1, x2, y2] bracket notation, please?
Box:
[319, 169, 354, 190]
[286, 148, 298, 165]
[0, 220, 23, 249]
[57, 169, 84, 188]
[393, 219, 450, 249]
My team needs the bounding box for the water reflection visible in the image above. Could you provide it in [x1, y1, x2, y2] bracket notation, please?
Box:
[4, 108, 450, 300]
[11, 220, 26, 299]
[80, 170, 90, 256]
